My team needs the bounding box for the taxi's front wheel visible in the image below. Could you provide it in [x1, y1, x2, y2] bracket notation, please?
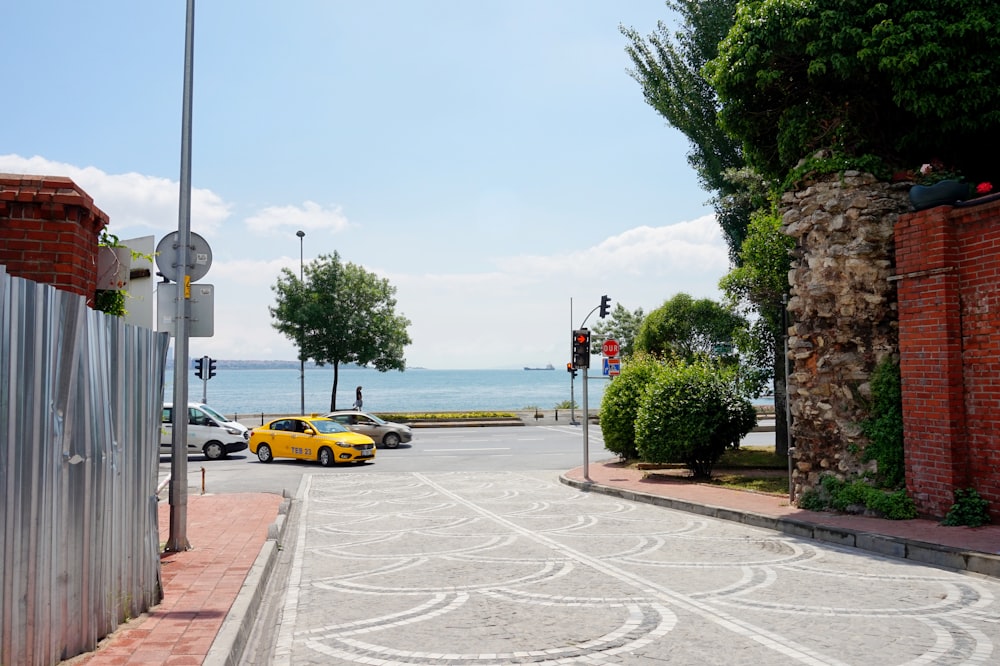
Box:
[318, 446, 334, 467]
[257, 444, 273, 463]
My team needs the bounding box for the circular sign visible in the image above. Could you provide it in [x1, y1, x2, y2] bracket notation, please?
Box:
[155, 231, 213, 283]
[602, 339, 620, 357]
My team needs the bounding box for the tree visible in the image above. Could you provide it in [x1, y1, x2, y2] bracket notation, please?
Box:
[624, 2, 790, 448]
[707, 0, 1000, 184]
[635, 358, 757, 478]
[588, 303, 645, 359]
[621, 0, 751, 262]
[720, 210, 794, 454]
[635, 293, 745, 362]
[270, 252, 411, 411]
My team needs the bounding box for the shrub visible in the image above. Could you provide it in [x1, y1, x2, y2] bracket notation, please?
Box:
[799, 473, 917, 519]
[942, 488, 992, 528]
[860, 357, 905, 488]
[599, 353, 662, 460]
[634, 359, 756, 478]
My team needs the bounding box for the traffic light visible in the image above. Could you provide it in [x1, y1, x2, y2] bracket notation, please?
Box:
[572, 329, 591, 368]
[566, 362, 577, 379]
[207, 357, 217, 379]
[194, 357, 204, 379]
[599, 295, 611, 319]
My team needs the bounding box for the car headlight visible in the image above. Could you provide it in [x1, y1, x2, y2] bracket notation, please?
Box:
[224, 426, 242, 435]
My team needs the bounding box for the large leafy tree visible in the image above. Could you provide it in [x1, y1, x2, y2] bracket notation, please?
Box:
[588, 303, 645, 359]
[720, 210, 794, 454]
[707, 0, 1000, 184]
[621, 0, 750, 261]
[623, 2, 790, 447]
[270, 252, 411, 411]
[635, 293, 746, 362]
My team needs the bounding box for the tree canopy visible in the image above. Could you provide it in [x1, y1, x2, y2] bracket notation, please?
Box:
[634, 293, 746, 361]
[707, 0, 1000, 183]
[270, 252, 411, 411]
[621, 0, 751, 261]
[588, 303, 645, 359]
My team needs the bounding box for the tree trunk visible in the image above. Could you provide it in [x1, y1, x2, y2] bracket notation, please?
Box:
[329, 361, 340, 412]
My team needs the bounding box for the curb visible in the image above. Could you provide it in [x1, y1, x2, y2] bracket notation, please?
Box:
[559, 475, 1000, 580]
[203, 491, 294, 666]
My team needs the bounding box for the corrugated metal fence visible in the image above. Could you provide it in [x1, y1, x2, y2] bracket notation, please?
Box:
[0, 266, 170, 665]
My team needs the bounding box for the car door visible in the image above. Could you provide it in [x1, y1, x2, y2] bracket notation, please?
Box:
[266, 419, 296, 458]
[160, 407, 173, 454]
[351, 414, 385, 441]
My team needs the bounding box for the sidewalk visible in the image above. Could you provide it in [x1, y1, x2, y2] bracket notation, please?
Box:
[67, 461, 999, 665]
[563, 460, 1000, 578]
[64, 492, 287, 666]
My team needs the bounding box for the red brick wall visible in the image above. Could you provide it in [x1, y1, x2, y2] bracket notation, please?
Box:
[895, 197, 1000, 519]
[0, 174, 109, 300]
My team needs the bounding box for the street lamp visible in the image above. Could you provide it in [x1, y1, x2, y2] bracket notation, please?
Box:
[297, 230, 305, 415]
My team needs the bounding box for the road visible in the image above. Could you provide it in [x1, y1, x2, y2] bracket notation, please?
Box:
[159, 424, 612, 496]
[203, 426, 1000, 665]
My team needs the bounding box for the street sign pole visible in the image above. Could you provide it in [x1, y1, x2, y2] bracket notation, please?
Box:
[166, 0, 196, 553]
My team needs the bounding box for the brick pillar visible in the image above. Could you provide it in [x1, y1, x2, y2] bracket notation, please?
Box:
[894, 207, 968, 517]
[0, 174, 109, 300]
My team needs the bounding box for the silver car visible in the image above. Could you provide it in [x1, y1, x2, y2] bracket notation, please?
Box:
[325, 411, 413, 449]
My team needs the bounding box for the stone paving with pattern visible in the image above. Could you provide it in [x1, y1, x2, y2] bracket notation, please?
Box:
[272, 471, 1000, 665]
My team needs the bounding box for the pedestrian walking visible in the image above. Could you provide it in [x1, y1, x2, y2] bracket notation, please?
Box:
[354, 386, 363, 411]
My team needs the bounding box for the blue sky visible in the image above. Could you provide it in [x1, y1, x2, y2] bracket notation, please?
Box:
[3, 1, 730, 369]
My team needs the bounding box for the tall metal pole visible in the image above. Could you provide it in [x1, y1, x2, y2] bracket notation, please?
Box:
[297, 230, 305, 415]
[166, 0, 196, 552]
[582, 358, 590, 481]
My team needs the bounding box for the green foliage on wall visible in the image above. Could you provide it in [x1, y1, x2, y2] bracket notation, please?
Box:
[860, 357, 905, 489]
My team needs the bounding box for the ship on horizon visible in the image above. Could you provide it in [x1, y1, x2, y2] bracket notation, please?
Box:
[523, 363, 555, 371]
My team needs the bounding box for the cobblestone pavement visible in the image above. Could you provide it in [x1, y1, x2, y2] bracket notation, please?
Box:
[272, 471, 1000, 665]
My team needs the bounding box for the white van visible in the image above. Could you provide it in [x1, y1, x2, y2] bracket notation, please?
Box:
[161, 402, 250, 460]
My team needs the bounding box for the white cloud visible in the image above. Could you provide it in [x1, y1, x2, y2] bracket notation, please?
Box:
[0, 154, 230, 235]
[1, 155, 731, 368]
[244, 201, 351, 236]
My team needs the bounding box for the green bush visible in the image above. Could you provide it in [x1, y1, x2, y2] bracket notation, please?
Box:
[634, 359, 756, 478]
[799, 473, 917, 520]
[599, 353, 662, 460]
[860, 357, 905, 488]
[942, 488, 992, 527]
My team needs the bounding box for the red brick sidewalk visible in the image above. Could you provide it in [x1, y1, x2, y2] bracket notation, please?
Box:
[65, 493, 282, 666]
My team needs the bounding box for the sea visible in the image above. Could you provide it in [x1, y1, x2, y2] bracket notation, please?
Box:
[166, 366, 607, 417]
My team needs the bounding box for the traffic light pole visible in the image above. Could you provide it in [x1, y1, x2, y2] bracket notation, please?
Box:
[581, 363, 590, 482]
[573, 295, 610, 484]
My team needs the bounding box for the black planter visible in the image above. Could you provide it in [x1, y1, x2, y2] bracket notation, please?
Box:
[909, 180, 970, 211]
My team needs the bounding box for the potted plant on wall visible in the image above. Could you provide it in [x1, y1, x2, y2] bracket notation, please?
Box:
[906, 161, 971, 211]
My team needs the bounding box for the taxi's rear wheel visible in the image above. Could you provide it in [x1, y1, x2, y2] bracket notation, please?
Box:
[257, 444, 273, 463]
[318, 446, 334, 467]
[382, 432, 400, 449]
[204, 441, 225, 460]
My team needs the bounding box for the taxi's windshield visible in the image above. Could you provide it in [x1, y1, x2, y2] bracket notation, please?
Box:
[310, 420, 349, 434]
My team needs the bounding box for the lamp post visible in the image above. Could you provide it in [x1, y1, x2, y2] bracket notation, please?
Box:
[297, 230, 305, 415]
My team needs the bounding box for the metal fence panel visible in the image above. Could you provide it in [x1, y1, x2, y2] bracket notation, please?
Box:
[0, 267, 169, 665]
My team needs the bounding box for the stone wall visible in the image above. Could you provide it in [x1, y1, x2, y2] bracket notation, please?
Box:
[781, 172, 912, 499]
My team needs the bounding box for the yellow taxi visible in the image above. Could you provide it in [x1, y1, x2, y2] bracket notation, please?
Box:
[249, 415, 376, 466]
